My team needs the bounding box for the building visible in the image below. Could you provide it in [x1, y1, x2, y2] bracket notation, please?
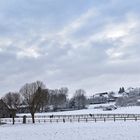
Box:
[0, 99, 11, 118]
[92, 92, 109, 104]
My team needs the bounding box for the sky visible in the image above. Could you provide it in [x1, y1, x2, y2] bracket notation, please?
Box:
[0, 0, 140, 96]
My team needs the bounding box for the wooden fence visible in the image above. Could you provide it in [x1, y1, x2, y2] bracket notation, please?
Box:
[1, 114, 140, 124]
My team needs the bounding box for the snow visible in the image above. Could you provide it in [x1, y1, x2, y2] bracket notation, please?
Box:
[17, 106, 140, 118]
[88, 102, 115, 109]
[2, 105, 140, 140]
[137, 99, 140, 102]
[0, 121, 140, 140]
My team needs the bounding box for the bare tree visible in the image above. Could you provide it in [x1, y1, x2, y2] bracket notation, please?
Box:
[20, 81, 45, 123]
[70, 89, 87, 109]
[48, 87, 68, 111]
[2, 92, 21, 124]
[59, 87, 68, 96]
[58, 87, 68, 108]
[39, 89, 49, 112]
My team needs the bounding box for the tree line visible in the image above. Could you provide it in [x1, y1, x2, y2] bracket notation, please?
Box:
[2, 81, 87, 124]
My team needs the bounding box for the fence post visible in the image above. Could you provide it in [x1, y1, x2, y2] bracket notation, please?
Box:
[78, 118, 80, 122]
[114, 116, 115, 122]
[124, 117, 126, 122]
[23, 115, 27, 124]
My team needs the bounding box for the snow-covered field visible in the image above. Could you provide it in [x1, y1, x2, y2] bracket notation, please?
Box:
[17, 105, 140, 117]
[1, 121, 140, 140]
[2, 106, 140, 140]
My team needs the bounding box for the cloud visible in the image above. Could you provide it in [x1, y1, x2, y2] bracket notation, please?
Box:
[0, 0, 140, 96]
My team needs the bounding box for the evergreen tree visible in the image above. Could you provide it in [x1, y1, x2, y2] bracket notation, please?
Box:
[122, 87, 125, 93]
[119, 87, 122, 93]
[118, 87, 125, 94]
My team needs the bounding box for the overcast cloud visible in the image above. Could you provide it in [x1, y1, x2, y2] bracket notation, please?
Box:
[0, 0, 140, 96]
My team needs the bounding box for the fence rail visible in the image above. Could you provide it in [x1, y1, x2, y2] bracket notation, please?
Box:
[1, 114, 140, 124]
[17, 113, 140, 119]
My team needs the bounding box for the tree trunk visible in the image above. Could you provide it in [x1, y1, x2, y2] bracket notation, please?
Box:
[12, 116, 15, 125]
[31, 113, 35, 123]
[12, 110, 16, 125]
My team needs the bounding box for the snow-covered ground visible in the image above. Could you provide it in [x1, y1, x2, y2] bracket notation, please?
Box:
[1, 121, 140, 140]
[2, 105, 140, 140]
[17, 105, 140, 117]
